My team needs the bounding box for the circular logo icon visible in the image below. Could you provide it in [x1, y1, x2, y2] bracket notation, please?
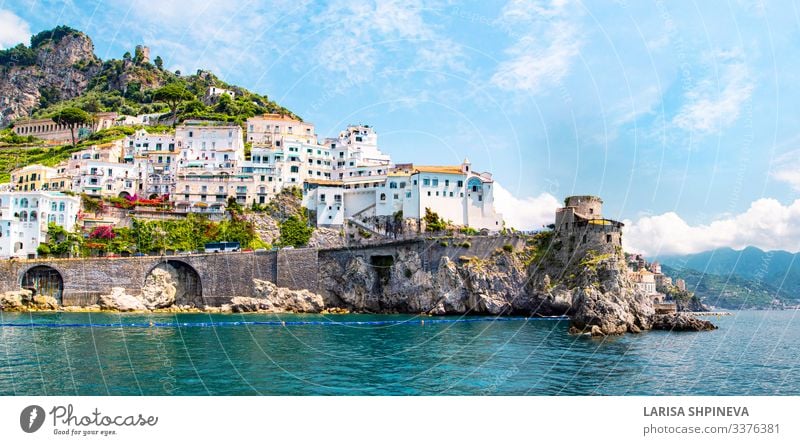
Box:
[20, 405, 45, 433]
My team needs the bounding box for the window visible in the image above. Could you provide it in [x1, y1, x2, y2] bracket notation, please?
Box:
[380, 193, 386, 201]
[606, 234, 612, 243]
[457, 180, 463, 187]
[290, 166, 299, 173]
[413, 179, 418, 186]
[423, 178, 430, 186]
[320, 194, 326, 202]
[58, 202, 65, 212]
[432, 178, 439, 187]
[445, 179, 449, 186]
[389, 182, 397, 189]
[427, 191, 431, 196]
[399, 182, 406, 188]
[394, 194, 399, 200]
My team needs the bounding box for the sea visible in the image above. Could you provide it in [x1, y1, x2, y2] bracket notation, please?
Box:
[0, 310, 798, 395]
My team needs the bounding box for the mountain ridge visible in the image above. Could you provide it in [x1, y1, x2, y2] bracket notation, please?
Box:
[0, 25, 297, 128]
[658, 246, 800, 303]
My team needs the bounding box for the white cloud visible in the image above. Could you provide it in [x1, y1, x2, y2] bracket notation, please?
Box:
[672, 49, 754, 134]
[490, 0, 581, 94]
[770, 147, 800, 191]
[110, 0, 308, 78]
[623, 198, 800, 256]
[493, 183, 560, 230]
[311, 0, 464, 84]
[0, 9, 31, 49]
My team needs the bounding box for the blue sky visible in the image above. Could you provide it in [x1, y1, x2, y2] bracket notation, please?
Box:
[2, 0, 800, 255]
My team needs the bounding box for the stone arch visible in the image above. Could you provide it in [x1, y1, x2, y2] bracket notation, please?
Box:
[118, 191, 131, 199]
[144, 260, 203, 307]
[20, 265, 64, 304]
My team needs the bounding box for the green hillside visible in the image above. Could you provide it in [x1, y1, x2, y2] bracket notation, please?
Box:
[661, 264, 793, 309]
[659, 246, 800, 299]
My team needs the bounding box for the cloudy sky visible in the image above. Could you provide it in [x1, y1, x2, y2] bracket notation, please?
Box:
[2, 0, 799, 256]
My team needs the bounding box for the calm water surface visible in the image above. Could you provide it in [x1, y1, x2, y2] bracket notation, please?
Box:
[0, 310, 798, 395]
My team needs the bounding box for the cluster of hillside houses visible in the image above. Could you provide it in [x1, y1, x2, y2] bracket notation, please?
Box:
[1, 112, 503, 258]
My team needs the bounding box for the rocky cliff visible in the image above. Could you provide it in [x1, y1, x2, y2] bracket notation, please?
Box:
[317, 237, 716, 335]
[0, 31, 100, 126]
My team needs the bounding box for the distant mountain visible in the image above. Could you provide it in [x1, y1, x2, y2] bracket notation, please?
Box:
[660, 264, 792, 309]
[657, 246, 800, 298]
[0, 25, 296, 127]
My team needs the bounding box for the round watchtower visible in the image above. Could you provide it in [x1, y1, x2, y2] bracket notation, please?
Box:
[565, 195, 603, 217]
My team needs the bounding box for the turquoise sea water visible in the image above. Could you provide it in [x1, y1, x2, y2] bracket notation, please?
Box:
[0, 310, 798, 395]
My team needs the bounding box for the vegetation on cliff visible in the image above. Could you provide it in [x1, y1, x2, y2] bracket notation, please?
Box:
[2, 26, 299, 129]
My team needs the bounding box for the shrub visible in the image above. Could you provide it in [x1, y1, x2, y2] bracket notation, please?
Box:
[459, 226, 478, 236]
[424, 208, 447, 232]
[502, 244, 514, 253]
[279, 215, 313, 247]
[459, 241, 471, 248]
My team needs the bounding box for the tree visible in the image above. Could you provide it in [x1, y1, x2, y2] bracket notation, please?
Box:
[154, 55, 163, 69]
[424, 208, 447, 232]
[153, 83, 193, 126]
[279, 215, 313, 248]
[123, 51, 131, 61]
[51, 107, 92, 146]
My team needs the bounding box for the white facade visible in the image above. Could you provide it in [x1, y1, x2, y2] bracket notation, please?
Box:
[376, 160, 502, 231]
[124, 129, 179, 197]
[207, 86, 235, 100]
[0, 191, 80, 258]
[175, 121, 245, 171]
[302, 181, 345, 226]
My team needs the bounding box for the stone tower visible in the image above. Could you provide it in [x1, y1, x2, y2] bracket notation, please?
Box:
[135, 45, 150, 64]
[564, 195, 603, 217]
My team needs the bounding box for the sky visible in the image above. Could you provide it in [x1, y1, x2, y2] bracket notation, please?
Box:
[2, 0, 800, 256]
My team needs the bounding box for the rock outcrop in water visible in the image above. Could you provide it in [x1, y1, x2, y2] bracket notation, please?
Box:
[0, 289, 59, 311]
[230, 279, 325, 313]
[316, 236, 716, 335]
[98, 287, 147, 312]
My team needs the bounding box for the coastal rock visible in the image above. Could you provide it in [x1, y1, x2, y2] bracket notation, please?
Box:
[141, 268, 177, 309]
[0, 289, 32, 310]
[651, 313, 717, 331]
[253, 279, 326, 312]
[98, 287, 147, 312]
[30, 294, 60, 310]
[229, 280, 326, 313]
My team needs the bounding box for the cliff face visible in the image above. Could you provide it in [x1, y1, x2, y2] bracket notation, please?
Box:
[0, 33, 100, 126]
[319, 247, 530, 315]
[317, 237, 715, 335]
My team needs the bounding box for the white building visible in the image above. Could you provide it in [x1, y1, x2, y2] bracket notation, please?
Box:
[325, 124, 391, 180]
[124, 129, 178, 197]
[175, 121, 245, 171]
[0, 191, 80, 258]
[632, 269, 658, 295]
[379, 159, 502, 231]
[206, 86, 235, 101]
